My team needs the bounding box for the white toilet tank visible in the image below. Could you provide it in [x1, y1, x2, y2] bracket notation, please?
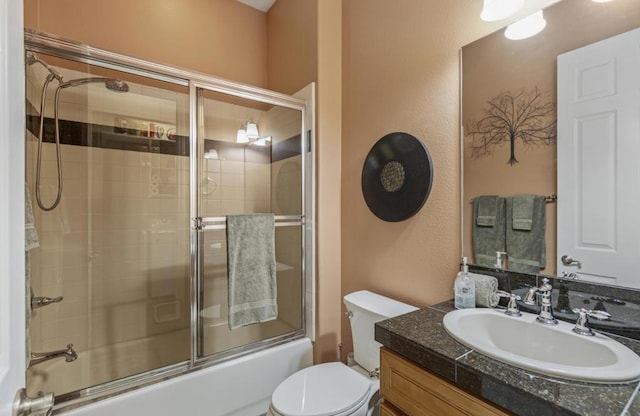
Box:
[344, 290, 417, 373]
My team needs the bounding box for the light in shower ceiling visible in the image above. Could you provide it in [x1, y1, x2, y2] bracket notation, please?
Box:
[237, 122, 269, 145]
[246, 122, 260, 140]
[237, 128, 249, 143]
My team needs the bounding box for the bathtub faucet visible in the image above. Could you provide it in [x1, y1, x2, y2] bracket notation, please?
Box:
[30, 344, 78, 367]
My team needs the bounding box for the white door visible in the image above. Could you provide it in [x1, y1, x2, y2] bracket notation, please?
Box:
[557, 28, 640, 288]
[0, 0, 27, 415]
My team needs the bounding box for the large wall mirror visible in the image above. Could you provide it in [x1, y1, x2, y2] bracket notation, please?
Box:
[462, 0, 640, 289]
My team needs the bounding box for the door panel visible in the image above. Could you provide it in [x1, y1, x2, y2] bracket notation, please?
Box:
[557, 28, 640, 287]
[1, 0, 26, 414]
[195, 88, 305, 358]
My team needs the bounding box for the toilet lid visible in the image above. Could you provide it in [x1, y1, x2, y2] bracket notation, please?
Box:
[271, 362, 372, 416]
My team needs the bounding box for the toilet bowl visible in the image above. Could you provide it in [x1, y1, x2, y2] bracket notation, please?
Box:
[267, 362, 377, 416]
[267, 291, 417, 416]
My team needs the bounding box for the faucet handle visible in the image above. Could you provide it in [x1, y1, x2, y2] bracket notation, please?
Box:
[522, 287, 538, 305]
[571, 308, 611, 336]
[572, 308, 611, 320]
[540, 277, 552, 292]
[497, 290, 522, 317]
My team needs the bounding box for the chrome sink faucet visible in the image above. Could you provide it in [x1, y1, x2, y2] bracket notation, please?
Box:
[523, 277, 558, 325]
[497, 290, 521, 317]
[30, 344, 78, 367]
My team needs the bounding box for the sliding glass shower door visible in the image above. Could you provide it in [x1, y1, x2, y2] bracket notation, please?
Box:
[194, 88, 305, 358]
[24, 31, 312, 408]
[25, 53, 191, 397]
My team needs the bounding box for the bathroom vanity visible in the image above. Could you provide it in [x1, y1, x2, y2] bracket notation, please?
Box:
[375, 301, 640, 416]
[380, 348, 510, 415]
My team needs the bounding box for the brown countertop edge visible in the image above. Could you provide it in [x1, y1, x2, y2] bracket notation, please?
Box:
[375, 301, 640, 416]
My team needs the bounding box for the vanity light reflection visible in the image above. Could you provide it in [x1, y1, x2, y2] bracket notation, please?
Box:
[480, 0, 524, 21]
[505, 10, 547, 40]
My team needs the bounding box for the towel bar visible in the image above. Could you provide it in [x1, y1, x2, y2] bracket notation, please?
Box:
[196, 215, 303, 230]
[470, 195, 557, 204]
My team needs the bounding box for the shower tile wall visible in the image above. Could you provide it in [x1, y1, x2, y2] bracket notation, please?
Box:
[26, 141, 192, 378]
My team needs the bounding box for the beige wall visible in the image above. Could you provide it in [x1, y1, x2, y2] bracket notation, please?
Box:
[340, 0, 558, 356]
[315, 0, 342, 363]
[267, 0, 318, 94]
[24, 0, 268, 88]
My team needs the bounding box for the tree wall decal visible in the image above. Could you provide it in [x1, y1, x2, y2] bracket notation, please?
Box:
[466, 88, 557, 165]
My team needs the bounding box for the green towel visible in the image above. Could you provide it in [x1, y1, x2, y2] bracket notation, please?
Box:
[506, 195, 546, 274]
[469, 272, 499, 308]
[476, 195, 498, 227]
[473, 196, 506, 267]
[226, 214, 277, 330]
[512, 194, 535, 231]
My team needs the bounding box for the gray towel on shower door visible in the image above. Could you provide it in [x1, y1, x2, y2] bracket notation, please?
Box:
[506, 195, 546, 274]
[226, 214, 277, 330]
[472, 196, 506, 268]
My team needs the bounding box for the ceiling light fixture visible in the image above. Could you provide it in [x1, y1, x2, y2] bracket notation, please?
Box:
[480, 0, 524, 21]
[505, 10, 547, 40]
[236, 128, 249, 143]
[246, 122, 260, 140]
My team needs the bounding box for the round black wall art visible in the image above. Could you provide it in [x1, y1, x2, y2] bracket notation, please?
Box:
[361, 132, 433, 222]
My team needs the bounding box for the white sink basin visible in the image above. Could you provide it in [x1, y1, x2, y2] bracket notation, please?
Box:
[443, 308, 640, 383]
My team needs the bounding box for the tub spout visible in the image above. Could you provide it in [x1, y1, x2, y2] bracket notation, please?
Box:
[30, 344, 78, 367]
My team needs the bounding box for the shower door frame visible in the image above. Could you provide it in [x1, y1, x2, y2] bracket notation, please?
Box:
[24, 29, 314, 411]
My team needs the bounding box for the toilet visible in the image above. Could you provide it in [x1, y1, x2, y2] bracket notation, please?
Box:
[267, 290, 417, 416]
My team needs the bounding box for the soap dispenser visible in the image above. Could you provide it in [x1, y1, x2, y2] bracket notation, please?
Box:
[454, 257, 476, 309]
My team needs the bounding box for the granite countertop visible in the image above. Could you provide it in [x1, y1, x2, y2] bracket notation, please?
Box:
[375, 301, 640, 416]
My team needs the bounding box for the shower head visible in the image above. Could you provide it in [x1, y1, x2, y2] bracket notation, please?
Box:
[105, 79, 129, 93]
[60, 77, 129, 92]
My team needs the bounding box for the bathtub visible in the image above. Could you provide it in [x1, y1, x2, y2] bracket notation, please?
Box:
[48, 338, 312, 416]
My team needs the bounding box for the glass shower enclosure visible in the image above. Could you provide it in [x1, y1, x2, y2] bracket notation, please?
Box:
[24, 30, 313, 407]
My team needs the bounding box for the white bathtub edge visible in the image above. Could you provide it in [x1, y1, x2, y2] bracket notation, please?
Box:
[62, 338, 313, 416]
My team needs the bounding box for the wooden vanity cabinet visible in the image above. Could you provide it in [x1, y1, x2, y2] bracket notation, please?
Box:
[380, 348, 514, 416]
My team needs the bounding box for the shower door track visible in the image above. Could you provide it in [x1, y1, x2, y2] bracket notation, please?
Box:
[24, 29, 313, 413]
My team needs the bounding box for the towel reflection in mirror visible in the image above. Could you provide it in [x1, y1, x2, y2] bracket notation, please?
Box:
[472, 194, 547, 274]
